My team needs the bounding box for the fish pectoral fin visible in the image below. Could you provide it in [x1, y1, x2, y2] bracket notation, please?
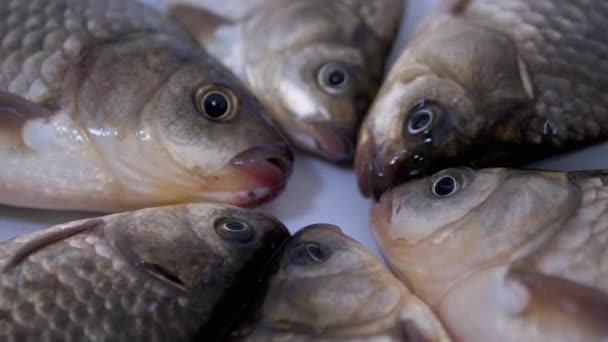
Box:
[0, 218, 104, 271]
[0, 91, 54, 130]
[506, 269, 608, 340]
[167, 4, 234, 47]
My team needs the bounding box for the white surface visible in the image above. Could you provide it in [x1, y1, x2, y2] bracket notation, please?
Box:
[3, 0, 606, 260]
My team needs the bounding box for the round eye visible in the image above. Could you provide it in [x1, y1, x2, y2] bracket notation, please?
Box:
[214, 219, 254, 242]
[194, 85, 238, 121]
[432, 176, 458, 197]
[306, 242, 329, 263]
[408, 109, 433, 135]
[318, 63, 352, 94]
[407, 100, 445, 135]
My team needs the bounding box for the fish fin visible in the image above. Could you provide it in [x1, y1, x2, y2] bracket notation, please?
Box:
[167, 4, 234, 47]
[506, 269, 608, 339]
[437, 0, 471, 14]
[0, 91, 54, 129]
[0, 218, 104, 271]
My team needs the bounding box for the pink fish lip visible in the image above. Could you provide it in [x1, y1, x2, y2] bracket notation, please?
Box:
[291, 122, 356, 163]
[229, 142, 294, 204]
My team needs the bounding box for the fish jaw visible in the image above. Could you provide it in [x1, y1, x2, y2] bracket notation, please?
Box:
[200, 142, 294, 207]
[287, 120, 356, 163]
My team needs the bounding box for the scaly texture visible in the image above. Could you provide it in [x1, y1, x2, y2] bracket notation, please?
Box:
[461, 0, 608, 144]
[0, 203, 290, 342]
[0, 230, 199, 342]
[0, 0, 183, 104]
[356, 0, 608, 198]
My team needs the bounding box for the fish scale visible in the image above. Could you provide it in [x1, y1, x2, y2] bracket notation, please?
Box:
[462, 0, 608, 143]
[0, 204, 290, 341]
[0, 235, 196, 342]
[0, 0, 293, 211]
[357, 0, 608, 198]
[0, 0, 181, 102]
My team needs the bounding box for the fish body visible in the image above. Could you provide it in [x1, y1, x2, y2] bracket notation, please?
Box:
[356, 0, 608, 198]
[372, 168, 608, 341]
[231, 224, 450, 342]
[164, 0, 404, 162]
[0, 203, 289, 341]
[0, 0, 293, 212]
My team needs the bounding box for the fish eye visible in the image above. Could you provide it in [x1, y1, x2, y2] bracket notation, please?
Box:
[431, 175, 459, 197]
[194, 85, 238, 122]
[407, 101, 439, 135]
[318, 63, 352, 94]
[305, 242, 330, 263]
[214, 218, 254, 242]
[287, 241, 332, 266]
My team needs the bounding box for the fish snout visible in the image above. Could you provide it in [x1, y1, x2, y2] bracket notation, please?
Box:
[296, 122, 356, 163]
[371, 190, 394, 231]
[355, 133, 398, 200]
[230, 142, 294, 193]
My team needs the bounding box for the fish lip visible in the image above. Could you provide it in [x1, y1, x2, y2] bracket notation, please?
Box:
[229, 143, 294, 203]
[370, 190, 394, 236]
[291, 122, 356, 163]
[355, 133, 394, 200]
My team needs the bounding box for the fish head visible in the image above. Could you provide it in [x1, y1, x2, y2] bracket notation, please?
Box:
[72, 34, 293, 208]
[370, 167, 580, 303]
[252, 44, 375, 163]
[150, 53, 294, 206]
[107, 203, 289, 295]
[255, 224, 409, 337]
[356, 18, 534, 198]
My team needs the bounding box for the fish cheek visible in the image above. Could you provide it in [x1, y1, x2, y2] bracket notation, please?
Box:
[105, 211, 224, 290]
[391, 170, 499, 243]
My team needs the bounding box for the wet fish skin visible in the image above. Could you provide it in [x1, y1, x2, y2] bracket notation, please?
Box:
[356, 0, 608, 198]
[164, 0, 404, 162]
[371, 168, 608, 341]
[230, 224, 451, 342]
[0, 0, 293, 212]
[0, 203, 290, 342]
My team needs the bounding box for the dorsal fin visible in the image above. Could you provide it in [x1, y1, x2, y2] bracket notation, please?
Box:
[1, 218, 104, 271]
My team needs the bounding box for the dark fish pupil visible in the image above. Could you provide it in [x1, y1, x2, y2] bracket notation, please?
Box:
[306, 243, 327, 262]
[434, 177, 456, 196]
[328, 70, 346, 86]
[204, 93, 229, 117]
[224, 221, 246, 232]
[411, 111, 431, 130]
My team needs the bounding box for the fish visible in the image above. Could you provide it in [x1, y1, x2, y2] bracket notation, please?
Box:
[229, 224, 451, 341]
[0, 202, 290, 342]
[0, 0, 293, 212]
[356, 0, 608, 198]
[371, 167, 608, 341]
[162, 0, 404, 162]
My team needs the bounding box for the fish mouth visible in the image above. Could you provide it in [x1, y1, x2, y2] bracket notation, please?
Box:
[370, 190, 394, 231]
[225, 143, 294, 206]
[355, 133, 396, 199]
[290, 122, 356, 163]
